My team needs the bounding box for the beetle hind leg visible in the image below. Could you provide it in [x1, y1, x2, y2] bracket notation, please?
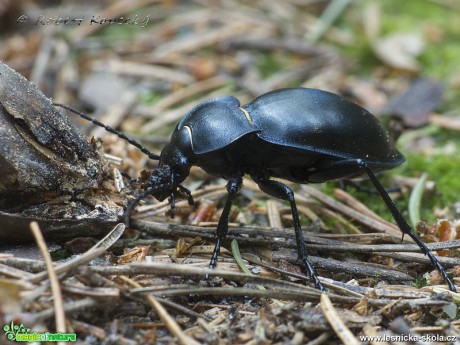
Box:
[339, 179, 401, 195]
[252, 176, 325, 291]
[310, 159, 456, 292]
[361, 162, 457, 292]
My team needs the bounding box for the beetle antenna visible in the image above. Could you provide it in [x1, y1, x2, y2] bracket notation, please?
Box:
[54, 103, 161, 161]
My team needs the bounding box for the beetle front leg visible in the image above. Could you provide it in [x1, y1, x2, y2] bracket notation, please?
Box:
[252, 176, 325, 291]
[209, 174, 243, 270]
[125, 187, 156, 227]
[178, 184, 195, 206]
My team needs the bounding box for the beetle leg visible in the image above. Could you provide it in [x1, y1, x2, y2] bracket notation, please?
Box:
[168, 172, 177, 218]
[168, 189, 176, 218]
[310, 159, 457, 292]
[208, 174, 243, 270]
[360, 162, 456, 292]
[340, 179, 401, 195]
[178, 184, 195, 206]
[252, 176, 325, 291]
[125, 186, 156, 227]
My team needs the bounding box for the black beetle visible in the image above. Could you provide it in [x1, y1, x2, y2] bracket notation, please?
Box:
[55, 87, 456, 292]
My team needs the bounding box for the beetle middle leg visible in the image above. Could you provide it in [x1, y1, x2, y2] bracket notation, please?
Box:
[251, 176, 325, 291]
[208, 174, 243, 270]
[308, 159, 457, 292]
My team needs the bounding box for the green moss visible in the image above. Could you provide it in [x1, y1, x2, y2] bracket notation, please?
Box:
[411, 274, 429, 289]
[139, 91, 164, 105]
[50, 248, 71, 261]
[402, 152, 460, 212]
[336, 1, 460, 100]
[379, 1, 450, 33]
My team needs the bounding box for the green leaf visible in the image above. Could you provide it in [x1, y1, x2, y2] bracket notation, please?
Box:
[408, 173, 428, 228]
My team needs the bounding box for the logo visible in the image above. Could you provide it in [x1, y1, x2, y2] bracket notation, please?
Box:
[3, 321, 77, 342]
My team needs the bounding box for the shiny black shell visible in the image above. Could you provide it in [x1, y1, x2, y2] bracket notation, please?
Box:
[176, 88, 404, 169]
[244, 88, 403, 166]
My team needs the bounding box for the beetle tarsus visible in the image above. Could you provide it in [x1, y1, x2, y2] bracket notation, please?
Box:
[208, 238, 221, 270]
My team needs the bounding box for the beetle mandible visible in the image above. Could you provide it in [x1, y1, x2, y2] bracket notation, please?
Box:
[56, 87, 456, 292]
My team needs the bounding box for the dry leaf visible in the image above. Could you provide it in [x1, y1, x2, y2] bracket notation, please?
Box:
[373, 33, 424, 71]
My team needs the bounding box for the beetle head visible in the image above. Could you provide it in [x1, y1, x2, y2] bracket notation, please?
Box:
[149, 124, 194, 195]
[139, 165, 174, 202]
[140, 158, 191, 201]
[135, 119, 195, 217]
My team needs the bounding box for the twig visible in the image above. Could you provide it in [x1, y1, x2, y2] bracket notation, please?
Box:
[121, 276, 200, 345]
[143, 286, 351, 304]
[272, 252, 413, 281]
[267, 200, 283, 229]
[34, 297, 97, 321]
[132, 220, 460, 253]
[70, 320, 137, 345]
[153, 22, 251, 58]
[28, 247, 106, 284]
[30, 222, 66, 338]
[30, 35, 53, 87]
[28, 224, 124, 284]
[373, 251, 460, 267]
[70, 0, 157, 43]
[307, 0, 352, 43]
[297, 204, 329, 230]
[0, 263, 34, 279]
[113, 263, 319, 292]
[223, 37, 332, 56]
[320, 294, 360, 345]
[429, 113, 460, 131]
[99, 59, 194, 84]
[302, 201, 363, 234]
[241, 253, 364, 298]
[301, 185, 404, 239]
[93, 223, 126, 250]
[61, 283, 120, 298]
[305, 332, 331, 345]
[333, 188, 395, 228]
[133, 76, 227, 118]
[155, 297, 212, 321]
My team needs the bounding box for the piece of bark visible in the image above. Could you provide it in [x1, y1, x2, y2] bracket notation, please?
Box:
[0, 62, 121, 241]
